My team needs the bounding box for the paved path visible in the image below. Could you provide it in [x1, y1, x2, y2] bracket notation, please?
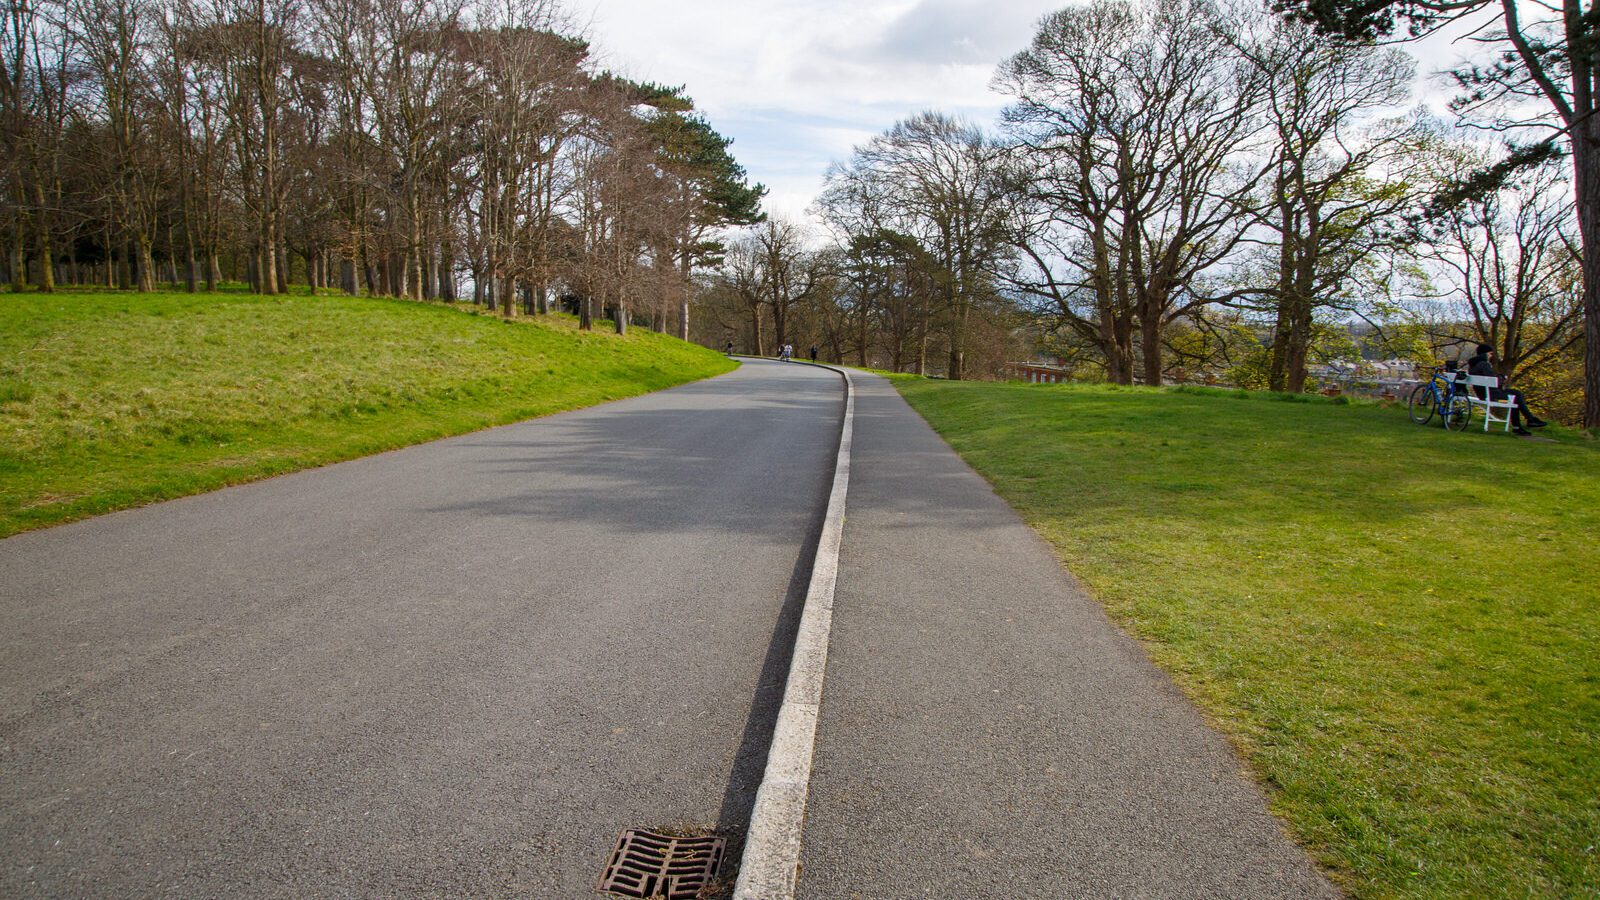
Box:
[0, 359, 842, 897]
[2, 360, 1336, 898]
[797, 373, 1336, 898]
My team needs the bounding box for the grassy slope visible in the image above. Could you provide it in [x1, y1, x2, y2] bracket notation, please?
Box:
[893, 379, 1599, 898]
[0, 290, 735, 537]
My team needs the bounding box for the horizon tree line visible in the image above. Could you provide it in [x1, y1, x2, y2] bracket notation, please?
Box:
[0, 0, 764, 336]
[701, 0, 1587, 424]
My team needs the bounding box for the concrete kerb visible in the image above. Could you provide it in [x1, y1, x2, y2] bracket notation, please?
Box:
[728, 356, 854, 900]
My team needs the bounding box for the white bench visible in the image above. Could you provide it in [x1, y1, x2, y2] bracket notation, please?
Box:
[1464, 374, 1521, 432]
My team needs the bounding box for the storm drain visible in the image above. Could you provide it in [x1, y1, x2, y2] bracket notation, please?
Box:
[597, 829, 727, 899]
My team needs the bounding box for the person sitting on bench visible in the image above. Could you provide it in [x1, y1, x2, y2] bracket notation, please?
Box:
[1467, 343, 1547, 435]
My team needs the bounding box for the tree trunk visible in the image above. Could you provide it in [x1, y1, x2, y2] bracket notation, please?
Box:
[260, 220, 278, 295]
[408, 207, 423, 301]
[857, 301, 869, 367]
[1268, 325, 1289, 392]
[1269, 294, 1315, 393]
[32, 184, 53, 293]
[9, 186, 25, 291]
[947, 303, 968, 381]
[916, 303, 929, 375]
[126, 238, 141, 290]
[677, 227, 693, 340]
[1140, 310, 1162, 386]
[1285, 325, 1311, 393]
[35, 238, 53, 293]
[1577, 114, 1600, 427]
[440, 244, 456, 301]
[749, 305, 764, 355]
[99, 222, 111, 287]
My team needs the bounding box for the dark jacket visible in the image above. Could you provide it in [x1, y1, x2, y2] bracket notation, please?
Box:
[1467, 353, 1510, 401]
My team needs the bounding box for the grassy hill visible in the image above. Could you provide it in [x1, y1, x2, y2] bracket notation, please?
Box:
[893, 378, 1599, 898]
[0, 289, 736, 537]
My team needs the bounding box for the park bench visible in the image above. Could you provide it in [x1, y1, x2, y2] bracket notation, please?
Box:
[1463, 374, 1522, 433]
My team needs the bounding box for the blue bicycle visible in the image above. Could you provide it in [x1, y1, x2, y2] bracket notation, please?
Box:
[1408, 366, 1472, 430]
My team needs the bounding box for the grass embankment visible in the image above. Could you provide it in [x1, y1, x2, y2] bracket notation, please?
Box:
[893, 378, 1599, 898]
[0, 289, 735, 537]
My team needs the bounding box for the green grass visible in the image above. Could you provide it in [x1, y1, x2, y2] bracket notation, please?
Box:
[892, 378, 1600, 898]
[0, 289, 735, 537]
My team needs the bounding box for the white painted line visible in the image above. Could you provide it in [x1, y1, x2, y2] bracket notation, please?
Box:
[732, 360, 854, 900]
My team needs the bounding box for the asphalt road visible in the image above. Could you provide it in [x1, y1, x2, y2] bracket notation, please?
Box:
[797, 373, 1336, 898]
[0, 358, 843, 897]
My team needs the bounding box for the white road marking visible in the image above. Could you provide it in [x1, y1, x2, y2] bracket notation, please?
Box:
[732, 361, 854, 900]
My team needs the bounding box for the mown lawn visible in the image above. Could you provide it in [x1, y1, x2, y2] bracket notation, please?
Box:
[0, 289, 735, 537]
[893, 378, 1599, 898]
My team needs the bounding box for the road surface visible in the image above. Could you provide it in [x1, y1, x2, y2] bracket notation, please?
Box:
[797, 373, 1335, 898]
[0, 358, 841, 896]
[1, 359, 1333, 898]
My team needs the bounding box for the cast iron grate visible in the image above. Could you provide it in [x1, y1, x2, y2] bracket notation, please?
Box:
[597, 829, 726, 899]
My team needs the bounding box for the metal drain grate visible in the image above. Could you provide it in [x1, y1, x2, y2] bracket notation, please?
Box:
[597, 829, 727, 899]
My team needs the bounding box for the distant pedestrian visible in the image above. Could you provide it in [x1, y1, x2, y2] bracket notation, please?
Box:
[780, 343, 792, 361]
[724, 340, 734, 356]
[1467, 343, 1547, 435]
[809, 345, 818, 363]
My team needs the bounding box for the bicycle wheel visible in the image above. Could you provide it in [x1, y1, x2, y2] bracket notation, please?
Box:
[1407, 383, 1436, 425]
[1443, 395, 1474, 431]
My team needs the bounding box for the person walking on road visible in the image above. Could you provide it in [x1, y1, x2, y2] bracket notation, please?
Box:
[725, 340, 734, 356]
[780, 344, 792, 361]
[809, 345, 818, 363]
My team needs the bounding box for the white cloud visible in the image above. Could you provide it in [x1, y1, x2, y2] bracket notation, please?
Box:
[578, 1, 1519, 225]
[579, 0, 1060, 222]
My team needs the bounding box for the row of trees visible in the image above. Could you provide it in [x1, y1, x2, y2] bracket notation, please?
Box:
[698, 0, 1590, 424]
[0, 0, 763, 334]
[5, 0, 1591, 422]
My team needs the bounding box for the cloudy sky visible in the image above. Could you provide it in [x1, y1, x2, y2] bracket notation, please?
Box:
[577, 0, 1490, 223]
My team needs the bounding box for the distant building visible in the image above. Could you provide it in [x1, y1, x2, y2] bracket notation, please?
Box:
[1010, 361, 1070, 384]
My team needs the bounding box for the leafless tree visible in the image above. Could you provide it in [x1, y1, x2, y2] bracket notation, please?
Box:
[1231, 17, 1420, 391]
[817, 112, 1012, 379]
[1417, 150, 1582, 383]
[996, 0, 1266, 385]
[721, 218, 821, 356]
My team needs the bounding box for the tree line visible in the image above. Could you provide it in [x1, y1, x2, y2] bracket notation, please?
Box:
[0, 0, 763, 335]
[6, 0, 1593, 424]
[698, 0, 1593, 426]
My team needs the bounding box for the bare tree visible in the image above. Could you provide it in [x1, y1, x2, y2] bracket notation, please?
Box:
[2, 0, 76, 292]
[817, 112, 1011, 380]
[1231, 17, 1419, 391]
[996, 0, 1265, 385]
[0, 0, 759, 335]
[722, 218, 820, 356]
[72, 0, 165, 291]
[1276, 0, 1600, 427]
[1418, 150, 1582, 383]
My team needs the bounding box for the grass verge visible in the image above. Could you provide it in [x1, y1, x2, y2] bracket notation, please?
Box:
[0, 289, 735, 537]
[892, 378, 1599, 898]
